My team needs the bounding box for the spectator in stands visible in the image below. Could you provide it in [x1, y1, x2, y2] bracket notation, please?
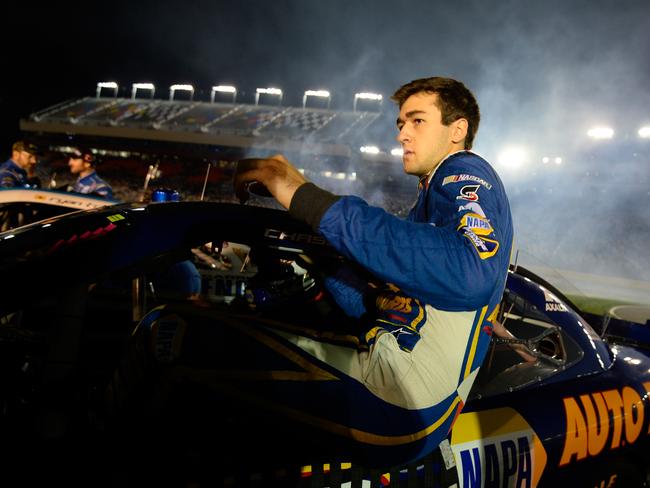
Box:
[67, 147, 114, 199]
[0, 141, 40, 188]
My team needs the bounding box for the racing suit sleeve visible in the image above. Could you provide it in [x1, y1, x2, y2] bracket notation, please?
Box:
[290, 163, 511, 312]
[289, 184, 374, 318]
[321, 264, 371, 319]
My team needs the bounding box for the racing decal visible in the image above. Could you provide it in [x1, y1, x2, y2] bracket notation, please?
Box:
[458, 212, 494, 236]
[458, 202, 487, 218]
[107, 213, 126, 222]
[443, 174, 493, 190]
[149, 313, 188, 363]
[47, 222, 118, 254]
[594, 474, 618, 488]
[456, 184, 481, 202]
[301, 462, 353, 479]
[450, 407, 547, 487]
[542, 289, 568, 312]
[461, 228, 499, 259]
[0, 189, 114, 209]
[264, 228, 328, 246]
[560, 383, 650, 466]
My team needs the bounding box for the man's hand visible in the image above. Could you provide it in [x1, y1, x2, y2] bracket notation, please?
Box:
[233, 154, 308, 209]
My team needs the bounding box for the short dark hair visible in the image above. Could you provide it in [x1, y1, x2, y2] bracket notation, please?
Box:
[391, 77, 480, 149]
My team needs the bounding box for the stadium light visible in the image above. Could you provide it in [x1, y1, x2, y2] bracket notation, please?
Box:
[360, 145, 380, 154]
[638, 126, 650, 138]
[169, 84, 194, 101]
[211, 85, 237, 103]
[542, 156, 563, 165]
[391, 147, 404, 157]
[96, 81, 118, 98]
[587, 127, 614, 139]
[255, 87, 283, 106]
[497, 147, 528, 169]
[302, 90, 331, 109]
[354, 92, 383, 112]
[131, 83, 156, 99]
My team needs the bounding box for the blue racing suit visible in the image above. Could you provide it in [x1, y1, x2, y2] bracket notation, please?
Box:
[72, 171, 113, 199]
[286, 149, 514, 458]
[124, 150, 513, 467]
[0, 160, 28, 188]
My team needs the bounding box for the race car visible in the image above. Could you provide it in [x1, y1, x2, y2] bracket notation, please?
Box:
[0, 186, 118, 231]
[0, 200, 648, 488]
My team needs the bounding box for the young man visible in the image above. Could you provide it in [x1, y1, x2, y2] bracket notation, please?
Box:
[68, 147, 114, 199]
[232, 76, 513, 453]
[0, 141, 39, 188]
[117, 77, 513, 470]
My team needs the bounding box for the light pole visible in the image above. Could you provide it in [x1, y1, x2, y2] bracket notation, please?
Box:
[169, 84, 195, 101]
[211, 85, 237, 103]
[302, 90, 331, 109]
[353, 92, 383, 112]
[96, 81, 119, 98]
[131, 83, 156, 99]
[255, 87, 283, 106]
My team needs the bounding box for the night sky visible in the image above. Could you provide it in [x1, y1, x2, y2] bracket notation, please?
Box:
[3, 0, 650, 155]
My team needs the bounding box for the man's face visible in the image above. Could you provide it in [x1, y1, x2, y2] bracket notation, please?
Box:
[14, 150, 37, 171]
[68, 157, 87, 175]
[396, 92, 459, 177]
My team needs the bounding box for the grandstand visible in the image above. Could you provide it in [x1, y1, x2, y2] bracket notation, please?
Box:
[19, 82, 408, 202]
[17, 80, 650, 284]
[20, 82, 385, 160]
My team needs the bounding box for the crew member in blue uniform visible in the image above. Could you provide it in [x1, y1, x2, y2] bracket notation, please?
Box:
[117, 77, 514, 469]
[67, 147, 113, 199]
[0, 141, 39, 188]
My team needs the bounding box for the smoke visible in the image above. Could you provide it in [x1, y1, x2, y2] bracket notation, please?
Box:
[449, 0, 650, 289]
[12, 0, 650, 294]
[223, 0, 650, 288]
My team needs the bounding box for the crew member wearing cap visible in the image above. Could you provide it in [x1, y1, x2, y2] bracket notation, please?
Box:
[0, 141, 39, 188]
[68, 147, 113, 199]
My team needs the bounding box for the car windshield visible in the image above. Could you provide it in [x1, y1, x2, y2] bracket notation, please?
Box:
[512, 248, 650, 328]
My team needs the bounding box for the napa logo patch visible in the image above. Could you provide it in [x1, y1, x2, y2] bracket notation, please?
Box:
[443, 174, 493, 190]
[462, 228, 499, 259]
[459, 212, 494, 236]
[450, 407, 547, 488]
[458, 202, 487, 218]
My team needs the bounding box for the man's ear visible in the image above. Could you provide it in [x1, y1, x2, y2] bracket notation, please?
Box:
[451, 118, 468, 145]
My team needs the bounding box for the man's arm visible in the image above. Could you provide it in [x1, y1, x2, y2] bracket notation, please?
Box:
[233, 153, 512, 311]
[233, 155, 309, 209]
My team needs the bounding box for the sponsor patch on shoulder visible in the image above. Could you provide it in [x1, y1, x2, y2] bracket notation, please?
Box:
[458, 202, 486, 217]
[456, 184, 481, 202]
[443, 174, 493, 190]
[462, 227, 499, 259]
[458, 212, 494, 236]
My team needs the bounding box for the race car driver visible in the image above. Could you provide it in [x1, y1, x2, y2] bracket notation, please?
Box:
[120, 76, 514, 469]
